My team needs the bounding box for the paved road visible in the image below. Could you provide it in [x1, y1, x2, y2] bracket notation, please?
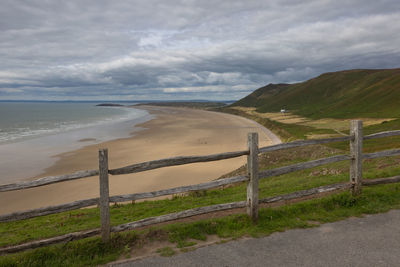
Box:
[111, 209, 400, 266]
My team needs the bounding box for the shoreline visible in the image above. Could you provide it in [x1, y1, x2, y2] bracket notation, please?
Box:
[0, 106, 280, 214]
[0, 106, 152, 184]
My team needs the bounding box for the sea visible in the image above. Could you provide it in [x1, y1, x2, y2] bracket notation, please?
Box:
[0, 101, 152, 183]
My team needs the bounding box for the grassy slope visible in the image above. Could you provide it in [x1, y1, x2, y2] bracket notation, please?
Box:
[233, 68, 400, 119]
[3, 185, 400, 266]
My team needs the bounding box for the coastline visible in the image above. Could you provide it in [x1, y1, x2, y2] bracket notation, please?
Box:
[0, 105, 152, 184]
[0, 106, 280, 214]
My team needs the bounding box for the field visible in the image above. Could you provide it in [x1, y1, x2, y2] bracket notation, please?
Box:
[230, 106, 395, 137]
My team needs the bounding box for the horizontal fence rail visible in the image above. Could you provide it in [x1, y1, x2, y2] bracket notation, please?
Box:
[259, 155, 351, 179]
[0, 170, 99, 193]
[3, 123, 400, 253]
[0, 198, 99, 223]
[109, 174, 248, 203]
[362, 175, 400, 186]
[364, 130, 400, 140]
[0, 175, 249, 223]
[363, 148, 400, 160]
[0, 228, 102, 255]
[259, 136, 351, 153]
[109, 150, 249, 175]
[110, 201, 247, 233]
[259, 183, 352, 204]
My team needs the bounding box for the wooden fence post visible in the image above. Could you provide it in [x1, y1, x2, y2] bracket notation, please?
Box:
[99, 149, 110, 242]
[350, 120, 363, 196]
[247, 132, 259, 222]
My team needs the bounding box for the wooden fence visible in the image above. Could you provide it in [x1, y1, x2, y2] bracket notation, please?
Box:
[2, 120, 400, 254]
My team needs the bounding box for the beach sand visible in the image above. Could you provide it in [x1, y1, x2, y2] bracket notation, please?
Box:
[0, 106, 280, 215]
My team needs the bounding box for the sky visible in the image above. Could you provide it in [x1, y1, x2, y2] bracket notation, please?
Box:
[1, 0, 400, 101]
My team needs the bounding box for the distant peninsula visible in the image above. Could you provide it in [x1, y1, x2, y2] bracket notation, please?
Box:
[96, 103, 125, 107]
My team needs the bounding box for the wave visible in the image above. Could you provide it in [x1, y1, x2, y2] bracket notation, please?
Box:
[0, 107, 147, 144]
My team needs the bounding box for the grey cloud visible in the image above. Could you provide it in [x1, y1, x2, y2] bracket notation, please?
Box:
[0, 0, 400, 100]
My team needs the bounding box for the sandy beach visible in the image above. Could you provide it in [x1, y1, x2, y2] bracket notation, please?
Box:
[0, 106, 280, 215]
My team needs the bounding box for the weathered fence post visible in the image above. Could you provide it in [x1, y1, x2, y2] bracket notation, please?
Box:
[247, 132, 259, 222]
[99, 148, 110, 242]
[350, 120, 363, 196]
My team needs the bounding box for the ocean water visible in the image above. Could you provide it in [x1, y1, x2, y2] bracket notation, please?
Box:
[0, 102, 152, 183]
[0, 102, 149, 144]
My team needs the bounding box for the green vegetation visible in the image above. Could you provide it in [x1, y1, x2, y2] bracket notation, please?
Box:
[176, 240, 197, 248]
[156, 246, 176, 257]
[3, 184, 400, 266]
[232, 68, 400, 119]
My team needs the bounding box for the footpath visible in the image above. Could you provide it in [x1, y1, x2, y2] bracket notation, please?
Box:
[110, 209, 400, 266]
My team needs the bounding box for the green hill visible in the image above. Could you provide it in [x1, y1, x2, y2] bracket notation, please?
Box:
[233, 69, 400, 119]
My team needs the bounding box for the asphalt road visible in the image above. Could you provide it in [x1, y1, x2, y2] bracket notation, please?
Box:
[111, 209, 400, 266]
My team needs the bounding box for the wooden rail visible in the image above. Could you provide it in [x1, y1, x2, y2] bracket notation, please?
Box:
[259, 183, 351, 204]
[362, 175, 400, 186]
[108, 150, 249, 175]
[0, 175, 249, 222]
[259, 155, 350, 179]
[363, 130, 400, 140]
[2, 121, 400, 253]
[0, 198, 99, 222]
[108, 174, 248, 203]
[363, 148, 400, 159]
[0, 169, 99, 193]
[259, 136, 351, 153]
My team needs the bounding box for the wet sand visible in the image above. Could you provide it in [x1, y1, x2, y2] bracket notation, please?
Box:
[0, 106, 280, 214]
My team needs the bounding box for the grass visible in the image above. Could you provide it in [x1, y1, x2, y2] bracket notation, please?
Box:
[156, 247, 176, 257]
[176, 241, 197, 248]
[2, 184, 400, 266]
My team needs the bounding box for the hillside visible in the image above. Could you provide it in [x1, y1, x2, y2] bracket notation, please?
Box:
[232, 69, 400, 119]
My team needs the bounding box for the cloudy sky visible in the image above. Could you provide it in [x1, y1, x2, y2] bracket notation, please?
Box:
[1, 0, 400, 101]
